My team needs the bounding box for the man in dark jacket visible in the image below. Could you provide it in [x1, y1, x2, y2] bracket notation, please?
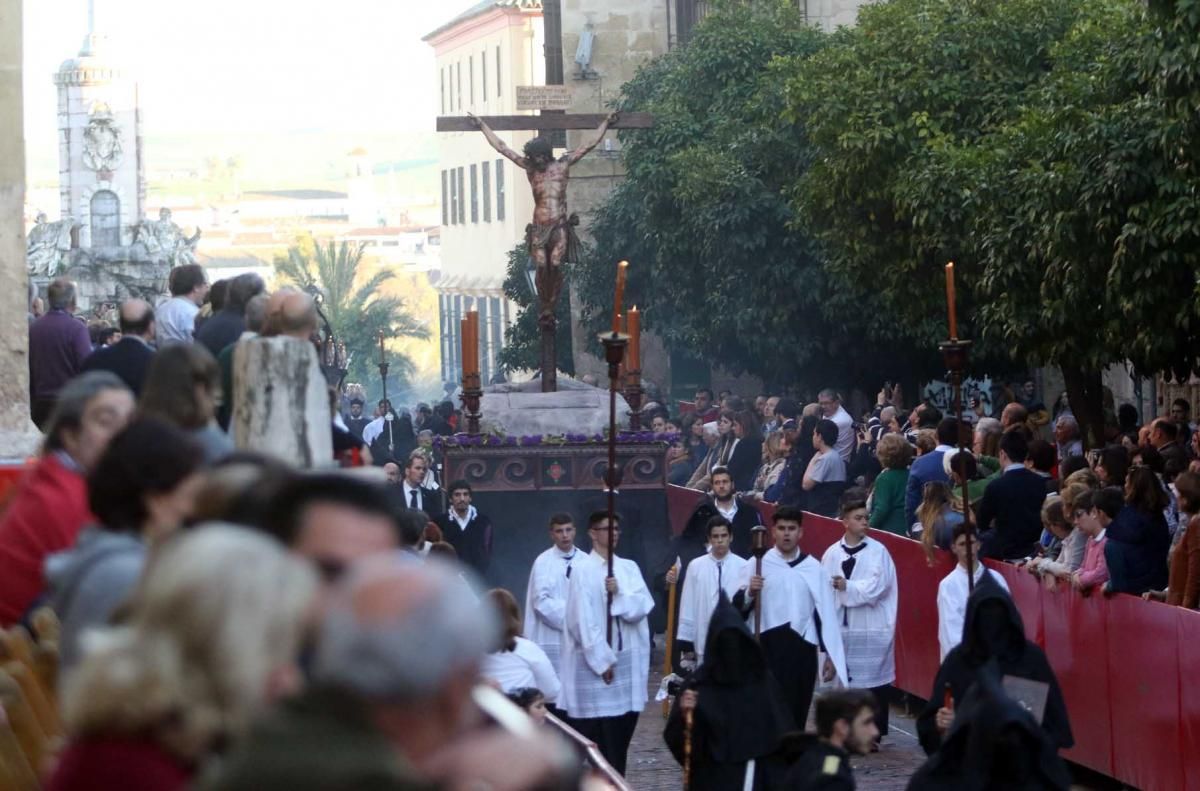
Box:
[437, 480, 493, 576]
[710, 466, 763, 558]
[783, 689, 879, 790]
[977, 431, 1047, 560]
[194, 272, 264, 357]
[80, 299, 156, 396]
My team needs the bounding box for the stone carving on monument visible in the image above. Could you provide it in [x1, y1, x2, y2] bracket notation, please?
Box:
[133, 208, 202, 267]
[82, 103, 123, 172]
[26, 213, 78, 277]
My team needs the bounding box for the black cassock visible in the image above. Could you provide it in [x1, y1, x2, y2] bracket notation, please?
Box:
[907, 664, 1072, 791]
[663, 594, 795, 791]
[916, 577, 1073, 757]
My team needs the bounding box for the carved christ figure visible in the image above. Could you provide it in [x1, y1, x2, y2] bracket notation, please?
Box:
[467, 111, 618, 321]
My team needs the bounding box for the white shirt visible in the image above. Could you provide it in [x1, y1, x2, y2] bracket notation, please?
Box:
[821, 537, 899, 688]
[736, 547, 848, 685]
[401, 481, 424, 511]
[524, 545, 579, 668]
[936, 563, 1010, 660]
[714, 497, 739, 521]
[676, 551, 748, 663]
[480, 636, 562, 702]
[155, 296, 199, 345]
[559, 551, 654, 719]
[448, 505, 477, 531]
[829, 405, 855, 461]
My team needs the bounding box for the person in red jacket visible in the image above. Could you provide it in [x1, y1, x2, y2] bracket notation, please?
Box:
[0, 371, 134, 625]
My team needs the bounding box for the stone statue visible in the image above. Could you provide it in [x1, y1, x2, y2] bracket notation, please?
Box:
[134, 207, 202, 266]
[26, 213, 76, 277]
[82, 104, 123, 172]
[468, 110, 618, 391]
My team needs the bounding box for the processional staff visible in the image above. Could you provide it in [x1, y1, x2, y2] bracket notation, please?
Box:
[751, 525, 767, 642]
[602, 261, 630, 645]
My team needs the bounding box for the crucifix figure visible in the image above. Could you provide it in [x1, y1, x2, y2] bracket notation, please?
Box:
[466, 111, 617, 392]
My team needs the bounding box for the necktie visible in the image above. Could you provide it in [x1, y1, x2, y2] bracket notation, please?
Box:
[409, 489, 419, 509]
[717, 560, 724, 588]
[840, 543, 868, 625]
[564, 551, 575, 579]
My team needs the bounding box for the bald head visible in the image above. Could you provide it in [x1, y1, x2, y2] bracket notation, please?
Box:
[279, 292, 318, 339]
[118, 299, 155, 338]
[315, 556, 497, 703]
[262, 286, 299, 336]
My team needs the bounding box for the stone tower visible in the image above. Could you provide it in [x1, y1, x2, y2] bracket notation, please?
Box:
[54, 0, 143, 252]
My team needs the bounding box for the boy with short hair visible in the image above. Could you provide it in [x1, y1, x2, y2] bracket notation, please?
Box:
[936, 522, 1010, 660]
[676, 515, 749, 667]
[1072, 487, 1122, 594]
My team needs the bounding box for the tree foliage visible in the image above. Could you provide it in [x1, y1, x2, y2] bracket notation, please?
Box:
[273, 239, 430, 387]
[572, 0, 938, 390]
[498, 243, 576, 376]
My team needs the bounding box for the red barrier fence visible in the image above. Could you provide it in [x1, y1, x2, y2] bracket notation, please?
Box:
[666, 485, 1200, 791]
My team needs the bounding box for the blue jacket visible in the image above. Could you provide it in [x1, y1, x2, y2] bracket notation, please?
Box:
[905, 448, 949, 528]
[1104, 505, 1169, 594]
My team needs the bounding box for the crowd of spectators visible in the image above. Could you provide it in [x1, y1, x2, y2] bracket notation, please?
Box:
[668, 383, 1200, 610]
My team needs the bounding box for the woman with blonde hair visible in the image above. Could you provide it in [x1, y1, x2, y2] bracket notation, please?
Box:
[46, 525, 317, 790]
[915, 481, 963, 563]
[869, 433, 912, 536]
[479, 588, 561, 702]
[747, 431, 788, 501]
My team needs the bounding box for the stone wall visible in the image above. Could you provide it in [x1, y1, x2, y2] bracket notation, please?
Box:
[0, 0, 43, 459]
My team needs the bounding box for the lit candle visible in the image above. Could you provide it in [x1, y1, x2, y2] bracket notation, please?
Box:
[627, 306, 641, 371]
[612, 260, 628, 334]
[945, 261, 958, 339]
[378, 331, 386, 365]
[467, 310, 480, 377]
[460, 317, 469, 381]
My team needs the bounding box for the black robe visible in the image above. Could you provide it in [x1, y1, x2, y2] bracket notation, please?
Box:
[907, 664, 1071, 791]
[916, 578, 1073, 756]
[663, 595, 795, 791]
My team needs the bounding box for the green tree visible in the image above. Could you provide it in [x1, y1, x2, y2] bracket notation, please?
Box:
[498, 243, 575, 377]
[273, 239, 430, 388]
[572, 0, 929, 391]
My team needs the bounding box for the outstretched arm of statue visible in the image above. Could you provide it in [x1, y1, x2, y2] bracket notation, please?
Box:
[566, 111, 619, 165]
[467, 112, 527, 168]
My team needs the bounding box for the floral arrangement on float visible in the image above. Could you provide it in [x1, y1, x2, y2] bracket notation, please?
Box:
[433, 431, 679, 448]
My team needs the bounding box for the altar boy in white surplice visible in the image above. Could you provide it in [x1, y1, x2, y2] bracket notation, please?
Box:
[821, 488, 898, 746]
[523, 512, 580, 673]
[559, 511, 654, 776]
[675, 514, 748, 667]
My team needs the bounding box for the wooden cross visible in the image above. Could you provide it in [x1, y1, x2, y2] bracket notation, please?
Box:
[436, 112, 654, 133]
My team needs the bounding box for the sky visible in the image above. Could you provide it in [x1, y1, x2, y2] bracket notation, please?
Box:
[22, 0, 479, 140]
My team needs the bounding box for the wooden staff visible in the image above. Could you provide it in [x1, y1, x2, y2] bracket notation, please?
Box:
[751, 525, 767, 642]
[683, 706, 695, 790]
[662, 560, 679, 717]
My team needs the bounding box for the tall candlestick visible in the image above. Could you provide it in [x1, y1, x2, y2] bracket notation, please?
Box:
[378, 331, 386, 365]
[612, 260, 628, 334]
[628, 306, 641, 371]
[945, 261, 958, 339]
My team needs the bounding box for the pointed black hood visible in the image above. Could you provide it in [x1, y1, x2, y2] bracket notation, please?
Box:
[960, 574, 1026, 665]
[683, 502, 719, 542]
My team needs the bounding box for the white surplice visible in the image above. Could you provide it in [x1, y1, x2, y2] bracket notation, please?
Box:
[735, 547, 848, 685]
[559, 550, 654, 719]
[523, 545, 580, 669]
[676, 550, 749, 663]
[936, 563, 1010, 660]
[821, 537, 898, 689]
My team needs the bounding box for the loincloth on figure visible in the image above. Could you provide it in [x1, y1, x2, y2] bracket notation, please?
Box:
[526, 213, 582, 265]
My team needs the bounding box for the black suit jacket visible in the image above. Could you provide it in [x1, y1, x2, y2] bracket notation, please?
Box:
[726, 435, 764, 492]
[399, 484, 441, 520]
[80, 337, 155, 396]
[977, 467, 1047, 560]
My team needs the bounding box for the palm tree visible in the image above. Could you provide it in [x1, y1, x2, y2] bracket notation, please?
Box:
[273, 239, 429, 390]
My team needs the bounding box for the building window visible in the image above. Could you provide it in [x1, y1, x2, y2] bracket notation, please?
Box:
[469, 55, 475, 106]
[495, 159, 505, 221]
[482, 161, 492, 222]
[457, 62, 462, 111]
[441, 170, 448, 226]
[457, 167, 465, 224]
[90, 189, 120, 247]
[449, 170, 458, 225]
[482, 50, 488, 102]
[440, 67, 445, 114]
[470, 165, 479, 223]
[496, 46, 502, 97]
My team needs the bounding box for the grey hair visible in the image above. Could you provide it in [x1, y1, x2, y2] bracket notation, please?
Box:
[244, 293, 269, 334]
[880, 405, 897, 424]
[1056, 414, 1079, 436]
[974, 417, 1002, 437]
[44, 371, 129, 451]
[817, 388, 839, 402]
[315, 556, 498, 703]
